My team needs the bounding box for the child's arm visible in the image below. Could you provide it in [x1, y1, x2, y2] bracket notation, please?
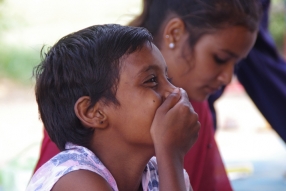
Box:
[51, 170, 113, 191]
[151, 88, 200, 191]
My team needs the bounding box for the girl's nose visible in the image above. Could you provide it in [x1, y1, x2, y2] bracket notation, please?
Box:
[217, 64, 234, 85]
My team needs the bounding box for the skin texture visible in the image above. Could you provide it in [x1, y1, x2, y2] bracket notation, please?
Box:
[159, 18, 258, 102]
[52, 43, 199, 191]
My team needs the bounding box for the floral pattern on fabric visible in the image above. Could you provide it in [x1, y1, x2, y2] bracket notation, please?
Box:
[26, 143, 190, 191]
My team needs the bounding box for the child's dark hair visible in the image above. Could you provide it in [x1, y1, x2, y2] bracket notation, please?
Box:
[129, 0, 262, 48]
[34, 24, 153, 150]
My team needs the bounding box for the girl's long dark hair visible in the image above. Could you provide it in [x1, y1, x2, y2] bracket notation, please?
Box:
[130, 0, 262, 48]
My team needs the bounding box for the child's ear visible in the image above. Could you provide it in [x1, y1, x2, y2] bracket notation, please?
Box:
[74, 96, 108, 129]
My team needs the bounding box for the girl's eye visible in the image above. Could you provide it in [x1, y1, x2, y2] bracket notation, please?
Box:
[214, 55, 229, 65]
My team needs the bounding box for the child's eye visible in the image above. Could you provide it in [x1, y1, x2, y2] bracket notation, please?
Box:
[144, 75, 158, 87]
[145, 76, 157, 83]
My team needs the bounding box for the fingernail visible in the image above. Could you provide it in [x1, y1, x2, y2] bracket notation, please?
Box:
[173, 88, 180, 93]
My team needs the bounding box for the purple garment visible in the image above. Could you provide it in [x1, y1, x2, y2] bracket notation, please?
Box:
[236, 0, 286, 142]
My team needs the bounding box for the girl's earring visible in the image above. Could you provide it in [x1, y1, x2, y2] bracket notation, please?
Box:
[169, 42, 175, 49]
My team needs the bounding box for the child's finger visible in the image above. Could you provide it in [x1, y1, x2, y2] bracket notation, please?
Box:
[157, 88, 181, 113]
[178, 88, 194, 112]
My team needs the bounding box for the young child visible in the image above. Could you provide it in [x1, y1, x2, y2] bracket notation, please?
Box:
[26, 24, 200, 191]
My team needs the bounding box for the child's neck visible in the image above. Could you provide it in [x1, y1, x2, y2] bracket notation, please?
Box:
[90, 139, 154, 191]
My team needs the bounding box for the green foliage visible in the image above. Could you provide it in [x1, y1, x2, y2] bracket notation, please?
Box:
[268, 0, 286, 53]
[0, 43, 40, 84]
[269, 10, 285, 52]
[0, 0, 38, 85]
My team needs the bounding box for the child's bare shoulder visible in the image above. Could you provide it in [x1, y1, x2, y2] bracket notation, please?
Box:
[51, 170, 113, 191]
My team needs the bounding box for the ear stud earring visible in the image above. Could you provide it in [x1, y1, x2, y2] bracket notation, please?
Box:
[169, 42, 175, 49]
[100, 121, 103, 124]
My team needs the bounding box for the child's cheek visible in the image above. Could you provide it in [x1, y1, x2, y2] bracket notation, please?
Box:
[151, 94, 164, 108]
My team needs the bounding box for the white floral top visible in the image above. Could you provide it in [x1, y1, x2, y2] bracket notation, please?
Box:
[26, 143, 191, 191]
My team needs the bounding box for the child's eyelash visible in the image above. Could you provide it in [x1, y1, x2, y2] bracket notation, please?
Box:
[145, 76, 157, 83]
[167, 77, 172, 83]
[144, 75, 172, 85]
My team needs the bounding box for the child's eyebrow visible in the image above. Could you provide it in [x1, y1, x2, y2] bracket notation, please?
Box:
[136, 64, 160, 76]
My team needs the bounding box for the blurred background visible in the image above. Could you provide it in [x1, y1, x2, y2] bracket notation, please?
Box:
[0, 0, 286, 190]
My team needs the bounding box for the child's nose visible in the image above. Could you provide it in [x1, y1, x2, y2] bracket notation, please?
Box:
[163, 82, 177, 100]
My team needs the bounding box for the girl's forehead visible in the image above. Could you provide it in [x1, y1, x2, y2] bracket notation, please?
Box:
[195, 26, 256, 47]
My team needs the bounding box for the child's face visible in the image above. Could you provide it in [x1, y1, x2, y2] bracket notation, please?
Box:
[106, 43, 175, 147]
[163, 26, 257, 102]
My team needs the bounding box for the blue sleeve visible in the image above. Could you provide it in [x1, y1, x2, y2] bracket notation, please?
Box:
[236, 28, 286, 143]
[236, 0, 286, 142]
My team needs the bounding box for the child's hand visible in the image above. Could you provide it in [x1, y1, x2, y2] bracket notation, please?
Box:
[151, 87, 200, 158]
[150, 88, 200, 191]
